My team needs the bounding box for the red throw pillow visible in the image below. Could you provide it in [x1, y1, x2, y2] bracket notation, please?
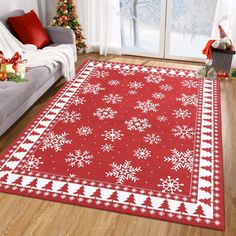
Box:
[8, 10, 51, 49]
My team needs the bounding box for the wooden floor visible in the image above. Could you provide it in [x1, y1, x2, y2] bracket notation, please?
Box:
[0, 53, 235, 236]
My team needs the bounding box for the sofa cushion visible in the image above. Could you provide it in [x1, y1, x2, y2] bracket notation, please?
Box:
[7, 10, 51, 49]
[0, 65, 61, 124]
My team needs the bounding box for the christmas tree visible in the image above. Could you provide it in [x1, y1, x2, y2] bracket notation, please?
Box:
[52, 0, 86, 52]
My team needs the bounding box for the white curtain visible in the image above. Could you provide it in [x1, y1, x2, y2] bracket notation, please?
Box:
[211, 0, 236, 68]
[77, 0, 121, 55]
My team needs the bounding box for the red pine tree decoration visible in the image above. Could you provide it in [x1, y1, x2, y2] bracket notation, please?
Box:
[176, 202, 188, 214]
[58, 183, 69, 193]
[159, 199, 171, 211]
[27, 178, 38, 188]
[108, 191, 119, 202]
[74, 185, 85, 196]
[12, 176, 24, 185]
[0, 173, 9, 183]
[142, 196, 153, 208]
[125, 194, 136, 205]
[194, 205, 206, 217]
[42, 181, 54, 191]
[91, 188, 102, 199]
[200, 186, 212, 194]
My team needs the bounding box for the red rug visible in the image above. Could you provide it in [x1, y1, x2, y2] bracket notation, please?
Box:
[0, 60, 224, 230]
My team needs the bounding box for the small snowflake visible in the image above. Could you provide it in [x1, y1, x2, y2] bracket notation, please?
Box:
[134, 100, 159, 113]
[125, 117, 151, 132]
[144, 75, 164, 84]
[128, 90, 138, 95]
[157, 115, 168, 122]
[22, 155, 43, 171]
[119, 69, 135, 76]
[102, 94, 123, 104]
[158, 176, 184, 194]
[144, 133, 161, 145]
[101, 143, 114, 152]
[181, 80, 199, 88]
[160, 84, 173, 91]
[76, 126, 93, 136]
[92, 70, 109, 78]
[152, 92, 165, 100]
[108, 80, 120, 86]
[102, 129, 124, 142]
[59, 111, 81, 123]
[40, 132, 72, 152]
[172, 125, 195, 139]
[71, 96, 86, 106]
[128, 81, 144, 90]
[106, 160, 142, 184]
[164, 149, 194, 172]
[93, 107, 117, 120]
[134, 148, 151, 159]
[173, 108, 191, 119]
[82, 83, 105, 95]
[176, 94, 198, 107]
[65, 149, 93, 168]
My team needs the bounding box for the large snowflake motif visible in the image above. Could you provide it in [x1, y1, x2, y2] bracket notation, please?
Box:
[106, 160, 142, 184]
[93, 107, 117, 120]
[128, 81, 144, 90]
[125, 117, 151, 132]
[59, 111, 81, 123]
[152, 92, 165, 100]
[119, 69, 135, 76]
[176, 94, 198, 107]
[22, 155, 43, 171]
[144, 133, 161, 145]
[92, 70, 109, 78]
[134, 148, 151, 160]
[164, 149, 194, 172]
[158, 176, 184, 194]
[172, 125, 195, 139]
[160, 84, 173, 91]
[101, 143, 114, 152]
[71, 96, 86, 106]
[40, 132, 72, 152]
[102, 129, 124, 142]
[134, 100, 159, 113]
[82, 83, 105, 95]
[76, 126, 93, 136]
[65, 149, 93, 168]
[144, 75, 164, 84]
[102, 94, 123, 104]
[173, 108, 191, 119]
[108, 80, 120, 86]
[181, 80, 199, 88]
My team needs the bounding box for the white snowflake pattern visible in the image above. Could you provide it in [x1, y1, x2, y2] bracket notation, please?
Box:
[65, 149, 93, 168]
[128, 90, 138, 95]
[173, 108, 191, 119]
[134, 148, 151, 160]
[102, 94, 123, 104]
[76, 126, 93, 136]
[152, 92, 165, 100]
[158, 176, 184, 194]
[106, 160, 142, 184]
[164, 149, 193, 172]
[134, 100, 159, 113]
[125, 117, 151, 132]
[108, 80, 120, 86]
[71, 96, 86, 106]
[82, 83, 105, 95]
[181, 80, 199, 88]
[119, 69, 135, 76]
[93, 107, 117, 120]
[157, 115, 168, 122]
[92, 70, 109, 78]
[128, 81, 144, 90]
[144, 75, 164, 84]
[172, 125, 195, 139]
[40, 132, 72, 152]
[22, 155, 43, 171]
[144, 133, 161, 145]
[59, 111, 81, 123]
[176, 94, 198, 107]
[101, 143, 114, 152]
[102, 129, 124, 142]
[160, 84, 173, 91]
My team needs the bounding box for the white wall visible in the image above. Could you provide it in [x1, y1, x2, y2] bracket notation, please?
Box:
[0, 0, 39, 17]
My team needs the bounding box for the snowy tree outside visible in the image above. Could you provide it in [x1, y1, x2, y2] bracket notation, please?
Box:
[120, 0, 218, 59]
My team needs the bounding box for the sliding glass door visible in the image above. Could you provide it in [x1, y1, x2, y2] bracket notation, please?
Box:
[120, 0, 218, 61]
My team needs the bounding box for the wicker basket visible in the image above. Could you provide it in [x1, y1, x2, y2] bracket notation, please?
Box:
[212, 47, 235, 74]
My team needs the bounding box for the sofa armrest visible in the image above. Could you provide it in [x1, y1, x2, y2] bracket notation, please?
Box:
[45, 26, 76, 45]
